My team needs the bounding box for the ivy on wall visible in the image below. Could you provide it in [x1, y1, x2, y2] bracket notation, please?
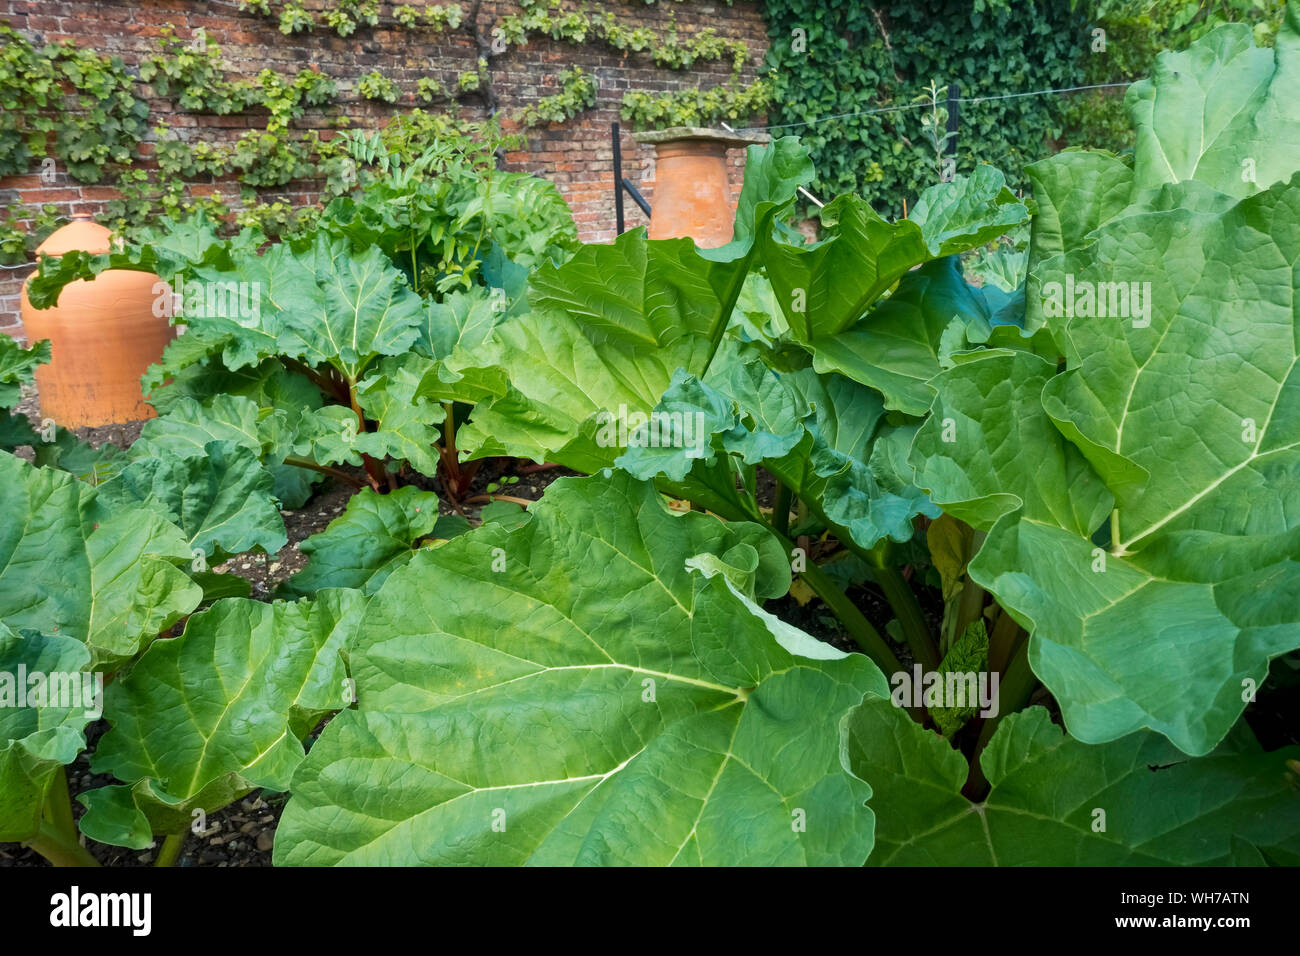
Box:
[759, 0, 1085, 208]
[497, 0, 749, 72]
[516, 66, 597, 127]
[491, 0, 763, 126]
[241, 0, 464, 36]
[236, 0, 764, 129]
[622, 75, 770, 128]
[0, 24, 149, 182]
[0, 202, 60, 265]
[758, 0, 1289, 209]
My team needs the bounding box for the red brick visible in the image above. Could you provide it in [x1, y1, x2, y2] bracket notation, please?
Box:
[0, 0, 770, 327]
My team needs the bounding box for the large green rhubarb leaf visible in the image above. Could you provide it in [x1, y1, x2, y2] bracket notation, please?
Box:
[1024, 150, 1135, 271]
[275, 472, 885, 866]
[91, 440, 286, 558]
[911, 177, 1300, 755]
[526, 228, 741, 350]
[279, 487, 466, 598]
[131, 394, 318, 510]
[0, 624, 95, 842]
[1041, 187, 1300, 546]
[807, 256, 1001, 416]
[436, 139, 816, 473]
[728, 135, 814, 247]
[1128, 6, 1300, 201]
[130, 394, 269, 460]
[1024, 12, 1300, 335]
[758, 168, 1026, 346]
[145, 350, 323, 419]
[842, 700, 1300, 866]
[0, 451, 201, 669]
[81, 590, 362, 848]
[269, 235, 425, 382]
[907, 165, 1031, 257]
[416, 284, 517, 360]
[910, 350, 1113, 535]
[177, 232, 425, 380]
[617, 349, 937, 550]
[436, 229, 730, 472]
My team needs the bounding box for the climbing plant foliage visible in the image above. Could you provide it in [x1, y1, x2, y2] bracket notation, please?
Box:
[759, 0, 1085, 208]
[10, 1, 1277, 243]
[759, 0, 1288, 209]
[0, 24, 149, 182]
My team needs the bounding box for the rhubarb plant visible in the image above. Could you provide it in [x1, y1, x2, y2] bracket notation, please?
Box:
[79, 590, 362, 850]
[909, 10, 1300, 756]
[0, 447, 363, 863]
[277, 486, 468, 598]
[274, 472, 886, 866]
[429, 138, 1028, 677]
[26, 146, 575, 501]
[842, 699, 1300, 865]
[5, 14, 1298, 871]
[0, 624, 98, 865]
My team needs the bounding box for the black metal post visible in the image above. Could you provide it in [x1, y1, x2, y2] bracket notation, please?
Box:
[613, 122, 625, 235]
[622, 179, 651, 217]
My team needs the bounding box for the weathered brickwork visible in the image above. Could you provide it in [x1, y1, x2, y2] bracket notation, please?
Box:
[0, 0, 770, 335]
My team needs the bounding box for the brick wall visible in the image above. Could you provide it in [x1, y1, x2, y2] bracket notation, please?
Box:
[0, 0, 770, 337]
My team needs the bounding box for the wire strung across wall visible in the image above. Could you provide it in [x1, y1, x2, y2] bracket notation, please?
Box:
[728, 81, 1136, 135]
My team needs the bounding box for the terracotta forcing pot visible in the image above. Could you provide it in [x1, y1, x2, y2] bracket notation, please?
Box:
[20, 215, 173, 427]
[633, 127, 768, 248]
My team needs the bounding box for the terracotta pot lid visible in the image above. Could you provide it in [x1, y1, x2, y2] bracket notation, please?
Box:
[36, 215, 113, 257]
[632, 126, 769, 147]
